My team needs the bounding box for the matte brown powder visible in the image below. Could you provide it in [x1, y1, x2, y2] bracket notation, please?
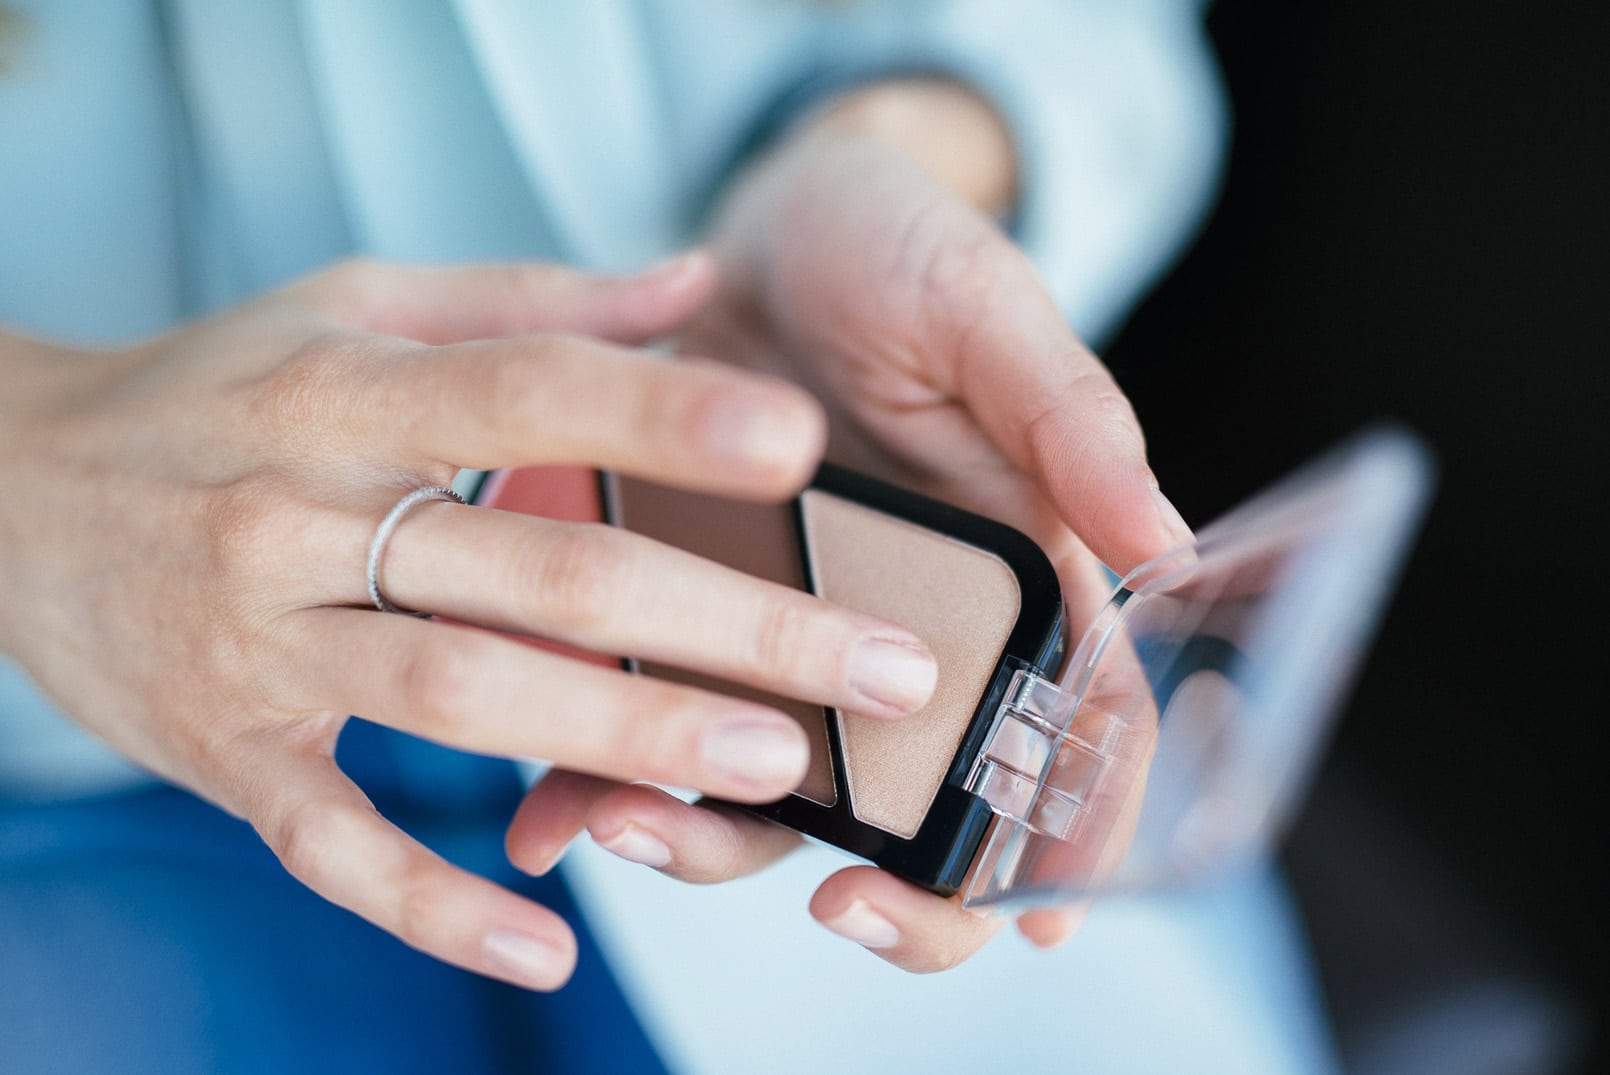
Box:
[801, 490, 1022, 837]
[611, 477, 837, 806]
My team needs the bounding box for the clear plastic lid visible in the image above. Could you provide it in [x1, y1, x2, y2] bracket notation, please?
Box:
[960, 429, 1434, 908]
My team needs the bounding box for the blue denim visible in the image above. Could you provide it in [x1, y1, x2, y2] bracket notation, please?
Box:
[0, 720, 666, 1075]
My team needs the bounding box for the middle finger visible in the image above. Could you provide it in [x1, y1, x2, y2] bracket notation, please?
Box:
[381, 502, 939, 720]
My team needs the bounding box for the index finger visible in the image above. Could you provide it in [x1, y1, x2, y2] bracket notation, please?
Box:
[384, 335, 828, 499]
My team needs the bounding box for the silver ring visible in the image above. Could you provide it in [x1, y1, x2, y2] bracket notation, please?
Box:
[366, 485, 467, 616]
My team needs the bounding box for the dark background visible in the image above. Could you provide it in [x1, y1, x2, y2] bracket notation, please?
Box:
[1106, 3, 1608, 1071]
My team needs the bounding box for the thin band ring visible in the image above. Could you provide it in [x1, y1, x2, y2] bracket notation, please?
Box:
[367, 485, 467, 615]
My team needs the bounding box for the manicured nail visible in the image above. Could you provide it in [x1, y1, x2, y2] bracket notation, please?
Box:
[483, 929, 567, 991]
[821, 899, 901, 949]
[1149, 484, 1195, 547]
[513, 837, 572, 878]
[703, 393, 815, 475]
[849, 636, 938, 714]
[702, 714, 808, 791]
[598, 823, 672, 869]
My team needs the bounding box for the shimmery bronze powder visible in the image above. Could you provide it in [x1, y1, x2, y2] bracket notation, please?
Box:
[801, 490, 1022, 837]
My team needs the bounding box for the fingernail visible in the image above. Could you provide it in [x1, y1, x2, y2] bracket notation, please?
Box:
[821, 899, 901, 949]
[483, 929, 567, 991]
[703, 393, 817, 476]
[1149, 484, 1195, 547]
[598, 823, 672, 869]
[514, 838, 572, 877]
[849, 636, 938, 714]
[702, 715, 808, 792]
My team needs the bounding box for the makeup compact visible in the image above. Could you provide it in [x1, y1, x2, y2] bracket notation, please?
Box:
[469, 429, 1432, 910]
[608, 464, 1066, 896]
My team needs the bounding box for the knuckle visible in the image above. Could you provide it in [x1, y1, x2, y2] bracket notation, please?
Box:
[743, 597, 816, 687]
[171, 707, 267, 798]
[897, 927, 977, 974]
[197, 476, 296, 582]
[595, 681, 698, 780]
[193, 474, 345, 606]
[614, 356, 704, 456]
[1023, 402, 1078, 476]
[265, 786, 447, 953]
[913, 948, 968, 974]
[919, 224, 997, 307]
[1070, 364, 1142, 436]
[413, 458, 462, 490]
[272, 796, 364, 887]
[392, 858, 449, 950]
[1026, 376, 1139, 482]
[689, 824, 751, 886]
[482, 334, 568, 428]
[398, 637, 485, 737]
[192, 472, 368, 617]
[592, 361, 664, 452]
[525, 525, 632, 634]
[252, 330, 374, 441]
[908, 213, 1013, 339]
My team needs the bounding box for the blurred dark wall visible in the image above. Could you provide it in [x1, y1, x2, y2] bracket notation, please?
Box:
[1105, 2, 1608, 1068]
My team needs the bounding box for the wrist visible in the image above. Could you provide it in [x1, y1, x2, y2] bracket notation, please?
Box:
[0, 332, 67, 443]
[0, 333, 133, 647]
[0, 332, 136, 435]
[797, 78, 1018, 216]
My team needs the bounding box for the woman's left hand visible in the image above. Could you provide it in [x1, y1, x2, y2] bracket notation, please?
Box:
[505, 81, 1194, 971]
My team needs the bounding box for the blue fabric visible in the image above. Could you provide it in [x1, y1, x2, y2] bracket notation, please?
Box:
[0, 721, 667, 1075]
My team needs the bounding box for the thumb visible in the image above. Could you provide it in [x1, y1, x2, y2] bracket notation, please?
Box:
[942, 247, 1192, 572]
[297, 250, 718, 346]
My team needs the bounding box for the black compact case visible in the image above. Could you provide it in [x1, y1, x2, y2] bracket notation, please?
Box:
[477, 462, 1066, 897]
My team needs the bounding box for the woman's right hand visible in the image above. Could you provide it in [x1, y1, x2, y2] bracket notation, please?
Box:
[0, 253, 938, 990]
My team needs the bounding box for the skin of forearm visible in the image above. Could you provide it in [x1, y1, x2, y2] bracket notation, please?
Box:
[0, 330, 129, 651]
[800, 78, 1019, 217]
[0, 333, 57, 645]
[0, 330, 118, 423]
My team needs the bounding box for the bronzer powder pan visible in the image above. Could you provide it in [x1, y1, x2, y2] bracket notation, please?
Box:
[608, 465, 1065, 896]
[601, 476, 839, 808]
